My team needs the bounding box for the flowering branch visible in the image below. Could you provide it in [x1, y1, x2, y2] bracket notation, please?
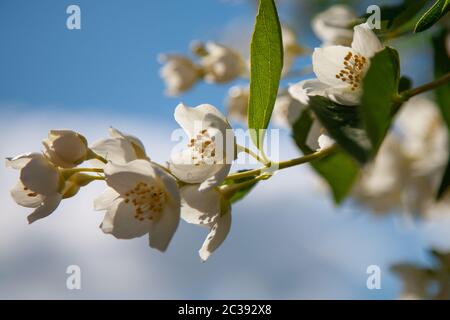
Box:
[226, 145, 337, 181]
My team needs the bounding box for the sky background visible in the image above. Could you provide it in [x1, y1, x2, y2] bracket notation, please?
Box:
[0, 0, 449, 299]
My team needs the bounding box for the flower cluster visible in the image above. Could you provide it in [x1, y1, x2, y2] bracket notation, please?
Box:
[159, 25, 306, 97]
[7, 105, 245, 261]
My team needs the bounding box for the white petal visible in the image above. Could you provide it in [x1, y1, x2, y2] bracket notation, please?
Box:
[11, 181, 45, 208]
[109, 127, 148, 160]
[19, 154, 60, 196]
[198, 163, 231, 192]
[43, 130, 88, 168]
[312, 46, 357, 86]
[146, 166, 180, 251]
[199, 207, 232, 262]
[351, 23, 383, 58]
[306, 119, 323, 150]
[94, 187, 120, 211]
[289, 79, 330, 104]
[325, 86, 361, 106]
[148, 201, 180, 252]
[90, 138, 137, 165]
[104, 160, 158, 195]
[318, 134, 335, 150]
[312, 5, 356, 45]
[168, 149, 222, 183]
[180, 185, 221, 225]
[27, 194, 62, 224]
[5, 153, 38, 169]
[174, 103, 230, 137]
[101, 199, 152, 239]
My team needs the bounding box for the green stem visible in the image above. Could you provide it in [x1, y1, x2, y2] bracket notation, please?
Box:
[226, 145, 337, 181]
[237, 145, 269, 165]
[61, 167, 104, 179]
[87, 149, 108, 164]
[401, 72, 450, 100]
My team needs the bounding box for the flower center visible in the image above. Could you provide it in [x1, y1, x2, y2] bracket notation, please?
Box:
[124, 182, 166, 222]
[188, 129, 217, 166]
[335, 51, 367, 91]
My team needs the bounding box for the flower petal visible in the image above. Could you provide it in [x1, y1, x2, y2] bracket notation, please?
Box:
[104, 160, 159, 195]
[101, 199, 152, 239]
[180, 185, 221, 225]
[312, 46, 358, 86]
[27, 194, 62, 224]
[198, 163, 232, 192]
[168, 149, 223, 183]
[19, 154, 60, 196]
[10, 181, 45, 208]
[174, 103, 230, 137]
[351, 23, 383, 58]
[94, 187, 120, 211]
[109, 127, 148, 160]
[91, 138, 137, 165]
[325, 86, 361, 106]
[148, 201, 180, 252]
[199, 207, 232, 262]
[6, 153, 38, 169]
[288, 79, 330, 104]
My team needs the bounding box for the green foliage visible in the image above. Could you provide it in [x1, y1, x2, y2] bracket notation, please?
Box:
[433, 30, 450, 198]
[308, 96, 371, 164]
[223, 171, 259, 204]
[248, 0, 283, 152]
[292, 110, 359, 204]
[415, 0, 450, 33]
[360, 47, 401, 154]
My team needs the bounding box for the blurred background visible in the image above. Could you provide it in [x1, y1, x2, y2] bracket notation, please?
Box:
[0, 0, 449, 299]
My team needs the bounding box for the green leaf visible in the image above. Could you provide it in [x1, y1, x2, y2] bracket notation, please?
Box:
[292, 110, 360, 204]
[360, 47, 401, 154]
[415, 0, 450, 33]
[248, 0, 283, 151]
[433, 30, 450, 199]
[308, 96, 372, 164]
[222, 171, 258, 204]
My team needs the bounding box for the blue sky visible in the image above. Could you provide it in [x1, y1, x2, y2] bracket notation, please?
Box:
[0, 0, 448, 299]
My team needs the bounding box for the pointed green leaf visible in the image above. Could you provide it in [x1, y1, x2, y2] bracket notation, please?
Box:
[415, 0, 450, 33]
[248, 0, 283, 151]
[433, 30, 450, 199]
[360, 47, 401, 154]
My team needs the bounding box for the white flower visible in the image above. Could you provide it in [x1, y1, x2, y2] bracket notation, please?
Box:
[159, 54, 200, 96]
[169, 103, 236, 191]
[180, 185, 231, 261]
[312, 5, 357, 47]
[42, 130, 89, 168]
[6, 153, 63, 224]
[226, 86, 250, 124]
[354, 97, 449, 216]
[200, 42, 247, 83]
[94, 160, 180, 252]
[91, 127, 149, 165]
[317, 134, 335, 150]
[290, 23, 383, 106]
[271, 91, 305, 128]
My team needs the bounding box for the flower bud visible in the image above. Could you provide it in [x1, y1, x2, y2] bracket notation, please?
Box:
[43, 130, 89, 168]
[200, 42, 247, 83]
[159, 54, 200, 96]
